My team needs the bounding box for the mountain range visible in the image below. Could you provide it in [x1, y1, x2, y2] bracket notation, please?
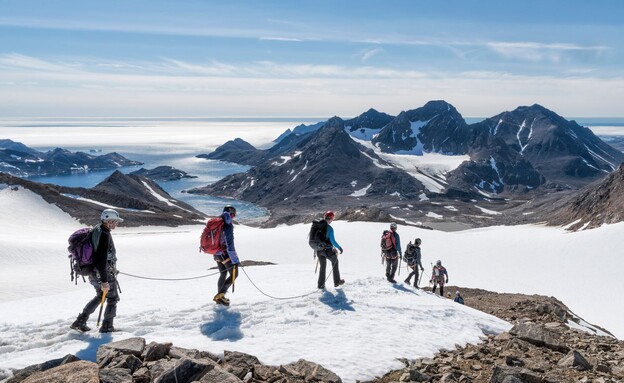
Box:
[0, 139, 142, 177]
[192, 101, 624, 228]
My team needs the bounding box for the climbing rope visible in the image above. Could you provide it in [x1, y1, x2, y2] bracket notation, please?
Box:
[117, 269, 223, 281]
[117, 259, 335, 301]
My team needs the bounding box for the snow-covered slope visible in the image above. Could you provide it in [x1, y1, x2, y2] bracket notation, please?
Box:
[1, 186, 623, 382]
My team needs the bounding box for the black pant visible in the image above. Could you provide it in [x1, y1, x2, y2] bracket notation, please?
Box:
[317, 249, 340, 288]
[432, 278, 445, 296]
[384, 250, 398, 281]
[81, 271, 119, 325]
[405, 265, 420, 286]
[217, 262, 237, 295]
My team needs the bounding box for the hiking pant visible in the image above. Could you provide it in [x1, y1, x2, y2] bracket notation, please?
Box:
[432, 277, 445, 296]
[405, 265, 420, 287]
[217, 262, 237, 295]
[317, 248, 341, 288]
[384, 250, 398, 280]
[81, 271, 119, 325]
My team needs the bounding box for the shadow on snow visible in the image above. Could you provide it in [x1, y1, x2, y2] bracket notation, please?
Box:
[319, 289, 355, 312]
[74, 333, 113, 361]
[200, 306, 243, 341]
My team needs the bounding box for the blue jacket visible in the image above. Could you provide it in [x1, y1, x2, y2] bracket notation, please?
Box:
[392, 230, 402, 255]
[326, 224, 343, 253]
[217, 212, 239, 264]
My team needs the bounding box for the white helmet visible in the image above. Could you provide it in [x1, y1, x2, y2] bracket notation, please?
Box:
[101, 209, 123, 222]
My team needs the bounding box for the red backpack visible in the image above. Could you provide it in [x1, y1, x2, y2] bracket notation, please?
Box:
[381, 230, 394, 251]
[199, 217, 225, 254]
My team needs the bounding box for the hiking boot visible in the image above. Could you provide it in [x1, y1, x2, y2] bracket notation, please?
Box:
[70, 314, 90, 332]
[404, 278, 411, 284]
[334, 279, 345, 288]
[213, 292, 230, 306]
[70, 320, 91, 332]
[99, 320, 118, 333]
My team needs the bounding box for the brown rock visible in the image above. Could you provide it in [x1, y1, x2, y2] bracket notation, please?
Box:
[21, 360, 98, 383]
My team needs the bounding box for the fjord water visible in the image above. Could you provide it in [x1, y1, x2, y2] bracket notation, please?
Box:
[0, 119, 312, 219]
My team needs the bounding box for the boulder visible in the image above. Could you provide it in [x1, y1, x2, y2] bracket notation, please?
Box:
[281, 359, 342, 383]
[106, 354, 143, 374]
[154, 357, 217, 383]
[6, 354, 79, 383]
[557, 350, 593, 371]
[142, 341, 173, 362]
[195, 365, 243, 383]
[223, 350, 261, 379]
[509, 323, 569, 353]
[489, 365, 543, 383]
[21, 360, 98, 383]
[97, 337, 146, 362]
[99, 367, 133, 383]
[146, 359, 178, 382]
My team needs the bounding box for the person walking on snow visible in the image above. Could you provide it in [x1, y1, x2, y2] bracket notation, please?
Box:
[213, 205, 240, 306]
[403, 238, 424, 288]
[71, 209, 122, 333]
[316, 211, 345, 289]
[430, 260, 448, 296]
[382, 222, 402, 283]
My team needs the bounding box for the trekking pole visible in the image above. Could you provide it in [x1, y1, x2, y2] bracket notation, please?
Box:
[96, 291, 107, 328]
[315, 258, 319, 274]
[232, 265, 237, 293]
[398, 254, 402, 276]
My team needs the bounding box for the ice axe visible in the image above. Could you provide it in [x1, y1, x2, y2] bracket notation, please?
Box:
[96, 291, 107, 328]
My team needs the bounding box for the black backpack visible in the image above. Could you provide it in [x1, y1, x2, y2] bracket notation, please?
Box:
[404, 243, 417, 262]
[308, 219, 329, 251]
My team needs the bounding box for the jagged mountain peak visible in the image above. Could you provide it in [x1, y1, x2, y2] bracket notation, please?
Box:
[373, 100, 469, 154]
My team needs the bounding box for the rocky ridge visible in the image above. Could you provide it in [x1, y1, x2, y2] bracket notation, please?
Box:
[365, 287, 623, 383]
[0, 171, 206, 227]
[4, 287, 622, 383]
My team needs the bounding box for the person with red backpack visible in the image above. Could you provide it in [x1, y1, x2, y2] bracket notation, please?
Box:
[212, 205, 240, 306]
[313, 211, 344, 289]
[70, 209, 122, 333]
[381, 222, 402, 283]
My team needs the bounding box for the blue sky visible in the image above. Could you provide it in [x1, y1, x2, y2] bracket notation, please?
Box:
[1, 0, 623, 118]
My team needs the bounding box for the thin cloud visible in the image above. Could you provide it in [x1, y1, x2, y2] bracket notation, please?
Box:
[486, 41, 609, 62]
[360, 47, 383, 62]
[259, 37, 303, 42]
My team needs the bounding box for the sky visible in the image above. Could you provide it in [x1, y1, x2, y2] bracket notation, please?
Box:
[1, 0, 624, 118]
[0, 185, 620, 382]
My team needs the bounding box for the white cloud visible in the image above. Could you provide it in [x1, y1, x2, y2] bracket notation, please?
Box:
[1, 54, 624, 117]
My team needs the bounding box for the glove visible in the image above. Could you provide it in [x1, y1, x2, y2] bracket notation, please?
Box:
[101, 282, 110, 295]
[446, 279, 449, 284]
[339, 248, 343, 254]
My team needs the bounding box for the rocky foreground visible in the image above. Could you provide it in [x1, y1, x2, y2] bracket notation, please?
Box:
[3, 288, 623, 383]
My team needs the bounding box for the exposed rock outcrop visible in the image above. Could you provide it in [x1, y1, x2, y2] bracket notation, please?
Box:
[7, 338, 343, 383]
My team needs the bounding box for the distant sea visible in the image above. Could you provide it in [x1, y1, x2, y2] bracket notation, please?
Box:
[0, 118, 322, 220]
[1, 117, 623, 220]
